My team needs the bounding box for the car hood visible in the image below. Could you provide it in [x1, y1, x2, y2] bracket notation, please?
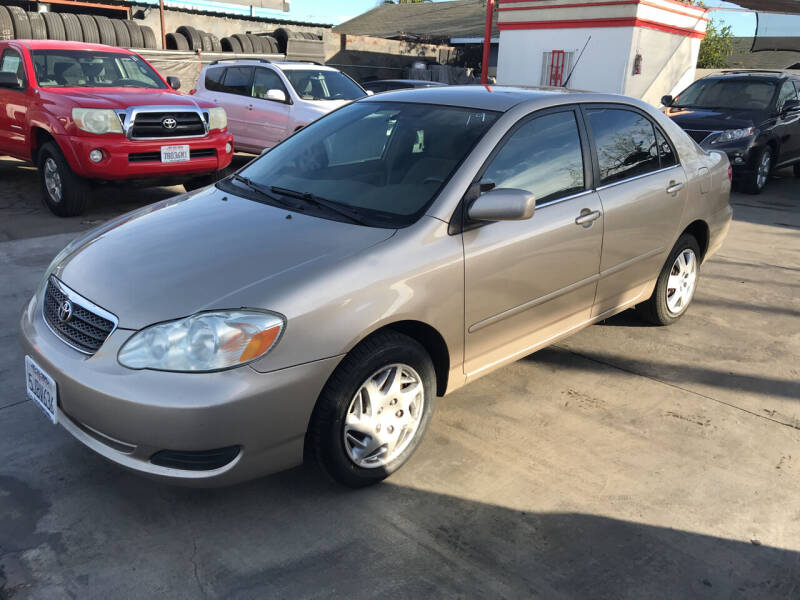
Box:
[664, 106, 766, 131]
[54, 187, 395, 329]
[40, 87, 214, 109]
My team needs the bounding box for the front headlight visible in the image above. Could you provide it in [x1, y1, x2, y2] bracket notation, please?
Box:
[713, 127, 754, 144]
[72, 108, 124, 134]
[118, 310, 284, 372]
[208, 107, 227, 131]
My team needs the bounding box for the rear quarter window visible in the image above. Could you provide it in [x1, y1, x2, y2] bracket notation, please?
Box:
[205, 67, 225, 92]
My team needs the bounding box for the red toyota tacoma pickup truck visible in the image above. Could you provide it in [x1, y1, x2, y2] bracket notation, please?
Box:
[0, 40, 234, 216]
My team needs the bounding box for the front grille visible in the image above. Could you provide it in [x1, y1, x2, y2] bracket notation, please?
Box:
[43, 277, 116, 355]
[685, 129, 714, 144]
[129, 111, 206, 139]
[128, 148, 217, 162]
[150, 446, 241, 471]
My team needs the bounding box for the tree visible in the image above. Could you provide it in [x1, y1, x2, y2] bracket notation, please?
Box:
[697, 20, 734, 68]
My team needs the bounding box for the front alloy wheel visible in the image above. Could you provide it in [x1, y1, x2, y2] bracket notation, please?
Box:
[308, 330, 435, 487]
[743, 147, 772, 194]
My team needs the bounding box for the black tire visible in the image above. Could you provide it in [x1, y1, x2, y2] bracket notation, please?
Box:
[0, 7, 13, 41]
[176, 25, 201, 50]
[166, 32, 189, 51]
[77, 14, 100, 44]
[27, 12, 47, 40]
[263, 35, 278, 54]
[308, 330, 436, 488]
[200, 32, 213, 52]
[38, 142, 91, 218]
[636, 234, 702, 326]
[272, 28, 291, 53]
[220, 36, 241, 53]
[742, 146, 772, 195]
[140, 25, 157, 49]
[92, 15, 116, 46]
[7, 6, 31, 39]
[246, 33, 263, 53]
[110, 18, 130, 47]
[123, 20, 143, 48]
[209, 34, 222, 53]
[233, 33, 253, 54]
[60, 13, 83, 42]
[41, 12, 66, 41]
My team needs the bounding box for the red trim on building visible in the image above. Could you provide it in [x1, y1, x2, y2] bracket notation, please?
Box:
[498, 0, 708, 21]
[498, 17, 705, 38]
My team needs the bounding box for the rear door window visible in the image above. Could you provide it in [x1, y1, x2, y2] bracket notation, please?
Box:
[205, 67, 225, 92]
[586, 108, 661, 185]
[220, 66, 253, 96]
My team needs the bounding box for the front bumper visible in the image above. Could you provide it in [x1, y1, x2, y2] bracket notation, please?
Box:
[19, 291, 341, 486]
[59, 130, 234, 181]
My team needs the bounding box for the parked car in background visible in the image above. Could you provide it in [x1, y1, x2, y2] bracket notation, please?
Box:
[193, 59, 368, 154]
[662, 70, 800, 194]
[21, 86, 731, 488]
[361, 79, 447, 93]
[0, 40, 234, 217]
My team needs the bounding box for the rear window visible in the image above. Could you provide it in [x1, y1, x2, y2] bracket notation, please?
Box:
[204, 67, 225, 92]
[587, 108, 661, 185]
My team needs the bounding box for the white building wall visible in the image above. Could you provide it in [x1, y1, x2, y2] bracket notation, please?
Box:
[497, 27, 634, 93]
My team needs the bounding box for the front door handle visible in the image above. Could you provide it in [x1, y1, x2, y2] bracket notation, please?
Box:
[575, 209, 602, 227]
[666, 181, 684, 195]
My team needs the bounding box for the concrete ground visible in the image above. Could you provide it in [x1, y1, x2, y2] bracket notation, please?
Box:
[1, 156, 799, 599]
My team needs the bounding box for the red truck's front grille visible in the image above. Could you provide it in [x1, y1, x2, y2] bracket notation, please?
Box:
[128, 111, 206, 139]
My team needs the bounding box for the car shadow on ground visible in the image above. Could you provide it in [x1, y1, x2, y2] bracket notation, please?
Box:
[1, 462, 797, 599]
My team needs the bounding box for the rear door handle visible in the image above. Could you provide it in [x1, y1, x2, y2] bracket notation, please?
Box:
[575, 209, 602, 227]
[666, 181, 684, 195]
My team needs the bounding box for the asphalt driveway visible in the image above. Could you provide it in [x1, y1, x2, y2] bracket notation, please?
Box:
[1, 157, 799, 599]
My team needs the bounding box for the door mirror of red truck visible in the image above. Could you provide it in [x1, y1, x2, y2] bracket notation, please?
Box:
[167, 76, 181, 91]
[0, 72, 23, 90]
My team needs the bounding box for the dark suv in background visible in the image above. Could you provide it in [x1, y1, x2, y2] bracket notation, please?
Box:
[662, 71, 800, 194]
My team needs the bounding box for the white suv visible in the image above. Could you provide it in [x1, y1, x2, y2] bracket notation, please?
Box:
[193, 60, 368, 153]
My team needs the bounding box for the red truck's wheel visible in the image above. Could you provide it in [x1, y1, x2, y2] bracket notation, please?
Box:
[38, 143, 90, 217]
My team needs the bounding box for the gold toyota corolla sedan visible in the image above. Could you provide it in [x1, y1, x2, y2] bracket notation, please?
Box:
[21, 86, 732, 488]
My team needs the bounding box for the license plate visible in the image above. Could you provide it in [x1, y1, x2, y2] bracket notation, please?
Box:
[161, 144, 190, 163]
[25, 355, 58, 424]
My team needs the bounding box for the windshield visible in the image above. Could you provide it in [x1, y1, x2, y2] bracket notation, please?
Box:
[31, 50, 166, 89]
[673, 78, 777, 110]
[283, 69, 366, 101]
[226, 101, 499, 227]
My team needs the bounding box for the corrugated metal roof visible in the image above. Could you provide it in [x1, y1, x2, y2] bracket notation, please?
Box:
[733, 0, 800, 13]
[334, 0, 498, 42]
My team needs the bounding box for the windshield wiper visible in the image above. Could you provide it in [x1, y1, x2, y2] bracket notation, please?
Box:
[270, 186, 369, 226]
[231, 174, 294, 209]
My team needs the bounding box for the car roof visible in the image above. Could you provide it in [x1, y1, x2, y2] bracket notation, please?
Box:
[272, 62, 339, 71]
[15, 40, 133, 53]
[362, 85, 628, 112]
[367, 79, 447, 86]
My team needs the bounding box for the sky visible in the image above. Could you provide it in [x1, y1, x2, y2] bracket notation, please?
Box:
[288, 0, 762, 36]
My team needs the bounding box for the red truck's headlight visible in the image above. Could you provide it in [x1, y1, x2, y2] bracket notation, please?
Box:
[208, 107, 227, 131]
[72, 108, 124, 134]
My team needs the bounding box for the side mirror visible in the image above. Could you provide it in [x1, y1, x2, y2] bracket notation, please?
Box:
[467, 188, 536, 222]
[782, 99, 800, 114]
[0, 72, 22, 90]
[167, 76, 181, 90]
[661, 95, 673, 107]
[266, 89, 286, 102]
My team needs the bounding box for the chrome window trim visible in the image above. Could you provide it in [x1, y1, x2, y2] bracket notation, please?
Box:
[595, 164, 683, 192]
[115, 105, 210, 141]
[42, 276, 119, 356]
[535, 189, 595, 210]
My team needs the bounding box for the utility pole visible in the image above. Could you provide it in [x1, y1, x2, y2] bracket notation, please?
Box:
[481, 0, 494, 85]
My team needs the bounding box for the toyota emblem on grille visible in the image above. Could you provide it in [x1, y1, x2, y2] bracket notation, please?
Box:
[161, 117, 178, 130]
[58, 300, 73, 323]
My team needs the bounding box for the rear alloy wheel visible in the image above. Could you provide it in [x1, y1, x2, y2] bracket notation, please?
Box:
[743, 147, 772, 194]
[309, 331, 435, 487]
[38, 142, 90, 217]
[636, 234, 701, 326]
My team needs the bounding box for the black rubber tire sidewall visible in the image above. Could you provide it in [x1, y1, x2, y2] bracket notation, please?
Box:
[177, 25, 201, 51]
[27, 12, 47, 40]
[743, 147, 772, 195]
[0, 7, 13, 41]
[93, 15, 116, 46]
[41, 12, 66, 41]
[309, 331, 436, 488]
[7, 6, 31, 40]
[61, 13, 83, 43]
[637, 233, 701, 326]
[123, 20, 144, 49]
[38, 142, 90, 218]
[140, 25, 157, 49]
[110, 19, 130, 47]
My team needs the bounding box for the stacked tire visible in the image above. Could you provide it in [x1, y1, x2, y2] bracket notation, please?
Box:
[220, 33, 278, 54]
[273, 28, 320, 54]
[167, 26, 221, 52]
[0, 9, 157, 49]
